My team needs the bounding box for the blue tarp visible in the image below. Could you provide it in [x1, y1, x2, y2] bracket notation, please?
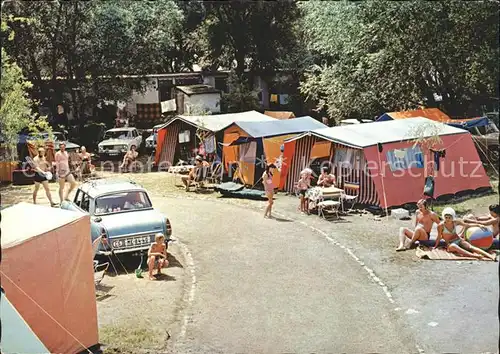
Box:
[229, 116, 326, 143]
[377, 113, 490, 130]
[0, 290, 49, 354]
[446, 116, 490, 129]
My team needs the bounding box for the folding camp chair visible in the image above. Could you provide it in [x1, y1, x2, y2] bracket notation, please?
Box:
[92, 236, 110, 286]
[341, 181, 360, 213]
[317, 193, 341, 220]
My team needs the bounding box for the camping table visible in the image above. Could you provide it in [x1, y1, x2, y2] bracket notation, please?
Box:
[306, 186, 344, 210]
[168, 165, 194, 187]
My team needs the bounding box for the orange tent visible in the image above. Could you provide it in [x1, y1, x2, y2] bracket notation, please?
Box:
[377, 108, 482, 124]
[264, 111, 295, 120]
[1, 203, 99, 353]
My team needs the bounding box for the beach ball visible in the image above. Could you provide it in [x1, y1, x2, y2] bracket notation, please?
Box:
[465, 227, 494, 250]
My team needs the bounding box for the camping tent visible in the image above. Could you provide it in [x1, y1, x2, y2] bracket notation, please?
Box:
[376, 108, 490, 129]
[1, 203, 99, 354]
[264, 111, 296, 119]
[281, 117, 491, 208]
[1, 289, 50, 354]
[223, 117, 327, 186]
[154, 110, 275, 169]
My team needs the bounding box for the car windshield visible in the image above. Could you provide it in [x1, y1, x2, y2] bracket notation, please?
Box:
[95, 191, 152, 215]
[103, 131, 130, 140]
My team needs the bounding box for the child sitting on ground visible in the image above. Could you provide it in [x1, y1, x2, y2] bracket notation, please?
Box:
[147, 233, 169, 280]
[297, 171, 312, 214]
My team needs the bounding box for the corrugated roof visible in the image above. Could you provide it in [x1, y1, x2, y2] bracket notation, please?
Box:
[1, 203, 85, 248]
[232, 116, 327, 138]
[165, 110, 276, 132]
[287, 117, 467, 148]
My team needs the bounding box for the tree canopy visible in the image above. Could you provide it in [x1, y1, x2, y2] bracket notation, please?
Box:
[299, 0, 499, 122]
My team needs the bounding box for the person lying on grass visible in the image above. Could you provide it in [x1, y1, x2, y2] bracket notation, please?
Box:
[396, 199, 440, 251]
[463, 204, 499, 238]
[147, 233, 169, 280]
[434, 207, 496, 261]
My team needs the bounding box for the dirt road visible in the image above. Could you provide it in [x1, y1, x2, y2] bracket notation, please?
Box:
[153, 197, 418, 353]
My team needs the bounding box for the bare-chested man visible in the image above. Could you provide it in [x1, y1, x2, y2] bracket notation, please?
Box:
[55, 142, 77, 202]
[463, 204, 499, 238]
[31, 147, 57, 206]
[396, 199, 440, 251]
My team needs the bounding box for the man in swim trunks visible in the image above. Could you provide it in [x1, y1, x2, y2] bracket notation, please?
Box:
[396, 199, 440, 251]
[463, 204, 499, 238]
[31, 147, 57, 206]
[55, 142, 77, 203]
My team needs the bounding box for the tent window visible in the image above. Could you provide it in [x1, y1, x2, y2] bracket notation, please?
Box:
[386, 146, 424, 171]
[178, 130, 190, 143]
[310, 141, 331, 159]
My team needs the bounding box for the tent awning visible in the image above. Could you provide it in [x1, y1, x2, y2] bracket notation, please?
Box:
[285, 117, 468, 148]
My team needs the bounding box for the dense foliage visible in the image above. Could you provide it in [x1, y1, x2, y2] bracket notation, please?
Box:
[299, 0, 499, 122]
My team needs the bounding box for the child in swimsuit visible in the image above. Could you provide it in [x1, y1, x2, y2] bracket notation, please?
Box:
[147, 233, 169, 280]
[297, 171, 311, 214]
[434, 207, 496, 261]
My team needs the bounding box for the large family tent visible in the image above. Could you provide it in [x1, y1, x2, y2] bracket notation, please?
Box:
[1, 203, 99, 354]
[154, 110, 274, 169]
[223, 117, 327, 187]
[280, 118, 491, 209]
[377, 108, 491, 129]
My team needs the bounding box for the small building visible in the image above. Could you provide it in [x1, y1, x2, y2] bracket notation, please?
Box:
[175, 85, 222, 115]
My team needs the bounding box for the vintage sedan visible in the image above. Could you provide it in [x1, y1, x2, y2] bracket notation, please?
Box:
[60, 179, 172, 255]
[98, 127, 143, 158]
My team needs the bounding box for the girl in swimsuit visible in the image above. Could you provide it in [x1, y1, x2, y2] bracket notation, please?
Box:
[262, 164, 276, 218]
[147, 233, 169, 280]
[435, 207, 497, 261]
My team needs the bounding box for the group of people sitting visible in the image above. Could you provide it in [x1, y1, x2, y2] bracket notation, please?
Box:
[296, 166, 337, 213]
[396, 199, 499, 261]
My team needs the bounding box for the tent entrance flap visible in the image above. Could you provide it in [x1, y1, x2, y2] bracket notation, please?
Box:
[238, 141, 257, 185]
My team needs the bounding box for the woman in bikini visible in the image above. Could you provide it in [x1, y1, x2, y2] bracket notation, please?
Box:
[147, 233, 169, 280]
[434, 207, 496, 261]
[262, 164, 276, 218]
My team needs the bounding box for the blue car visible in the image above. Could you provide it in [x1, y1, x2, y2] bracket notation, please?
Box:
[61, 179, 172, 255]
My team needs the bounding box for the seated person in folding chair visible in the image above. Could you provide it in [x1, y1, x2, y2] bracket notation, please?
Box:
[120, 145, 138, 172]
[317, 167, 336, 188]
[147, 233, 169, 280]
[181, 156, 208, 191]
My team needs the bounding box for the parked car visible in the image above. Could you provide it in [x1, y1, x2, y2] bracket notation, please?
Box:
[26, 131, 80, 151]
[60, 179, 172, 255]
[339, 118, 374, 126]
[145, 123, 165, 153]
[468, 120, 499, 163]
[97, 127, 143, 158]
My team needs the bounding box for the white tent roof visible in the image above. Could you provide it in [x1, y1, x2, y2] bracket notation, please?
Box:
[1, 203, 85, 248]
[286, 117, 467, 148]
[165, 110, 276, 132]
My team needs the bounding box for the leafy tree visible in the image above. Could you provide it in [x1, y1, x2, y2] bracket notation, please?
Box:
[198, 0, 300, 77]
[2, 0, 184, 125]
[299, 0, 499, 122]
[1, 16, 51, 160]
[220, 73, 260, 113]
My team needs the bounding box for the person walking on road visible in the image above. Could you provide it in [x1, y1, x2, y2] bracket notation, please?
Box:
[31, 147, 57, 206]
[55, 142, 77, 202]
[263, 164, 276, 218]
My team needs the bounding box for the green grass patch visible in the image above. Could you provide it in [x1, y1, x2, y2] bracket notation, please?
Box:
[432, 181, 498, 216]
[100, 325, 164, 353]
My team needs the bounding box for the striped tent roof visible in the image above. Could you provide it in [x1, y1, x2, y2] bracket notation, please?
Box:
[162, 110, 275, 133]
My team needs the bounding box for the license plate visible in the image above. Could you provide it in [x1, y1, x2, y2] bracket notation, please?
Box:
[111, 235, 152, 249]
